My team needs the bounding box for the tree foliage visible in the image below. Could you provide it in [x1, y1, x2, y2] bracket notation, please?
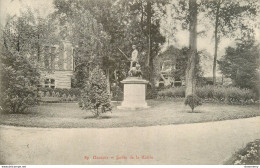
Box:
[218, 38, 260, 90]
[53, 0, 110, 88]
[53, 0, 167, 88]
[156, 46, 203, 83]
[3, 9, 59, 62]
[201, 0, 258, 85]
[0, 47, 40, 113]
[0, 9, 54, 113]
[80, 67, 112, 117]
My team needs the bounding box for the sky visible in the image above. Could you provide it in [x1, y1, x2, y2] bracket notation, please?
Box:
[0, 0, 257, 77]
[0, 0, 54, 26]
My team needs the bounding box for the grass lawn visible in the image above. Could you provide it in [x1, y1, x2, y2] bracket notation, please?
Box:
[0, 100, 259, 128]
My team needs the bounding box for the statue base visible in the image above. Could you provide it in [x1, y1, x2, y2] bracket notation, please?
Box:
[117, 77, 150, 110]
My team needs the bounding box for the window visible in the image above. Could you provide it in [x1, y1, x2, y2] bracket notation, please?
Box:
[44, 78, 55, 88]
[43, 46, 56, 70]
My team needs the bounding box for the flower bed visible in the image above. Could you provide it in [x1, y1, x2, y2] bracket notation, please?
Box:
[224, 139, 260, 165]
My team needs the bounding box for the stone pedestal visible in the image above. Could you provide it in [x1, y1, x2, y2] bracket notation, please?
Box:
[117, 77, 150, 110]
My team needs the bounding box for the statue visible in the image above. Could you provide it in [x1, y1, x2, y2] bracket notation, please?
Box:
[128, 45, 143, 77]
[130, 45, 138, 68]
[117, 44, 143, 78]
[118, 45, 149, 110]
[128, 63, 142, 78]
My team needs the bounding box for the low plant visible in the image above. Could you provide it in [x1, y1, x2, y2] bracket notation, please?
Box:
[157, 87, 185, 98]
[38, 87, 81, 102]
[111, 85, 123, 102]
[157, 86, 255, 105]
[195, 85, 214, 100]
[184, 94, 202, 112]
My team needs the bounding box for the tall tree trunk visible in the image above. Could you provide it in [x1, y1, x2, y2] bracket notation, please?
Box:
[37, 33, 40, 62]
[141, 1, 144, 32]
[146, 1, 152, 68]
[185, 0, 197, 97]
[106, 69, 110, 93]
[213, 0, 221, 85]
[145, 1, 156, 95]
[17, 34, 20, 52]
[3, 35, 8, 50]
[114, 70, 117, 83]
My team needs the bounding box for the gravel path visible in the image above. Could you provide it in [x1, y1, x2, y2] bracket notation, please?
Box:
[0, 117, 260, 165]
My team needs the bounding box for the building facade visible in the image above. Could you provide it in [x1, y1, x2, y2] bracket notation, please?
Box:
[38, 41, 74, 89]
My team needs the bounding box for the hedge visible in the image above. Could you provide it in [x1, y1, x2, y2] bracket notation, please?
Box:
[38, 88, 81, 102]
[157, 86, 256, 105]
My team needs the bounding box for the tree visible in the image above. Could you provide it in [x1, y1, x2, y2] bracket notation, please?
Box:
[0, 9, 55, 113]
[156, 46, 203, 85]
[0, 44, 40, 113]
[182, 0, 203, 112]
[218, 38, 260, 90]
[53, 0, 110, 88]
[3, 9, 59, 70]
[185, 0, 198, 96]
[201, 0, 258, 85]
[90, 0, 167, 87]
[131, 0, 167, 85]
[80, 67, 112, 118]
[53, 0, 167, 93]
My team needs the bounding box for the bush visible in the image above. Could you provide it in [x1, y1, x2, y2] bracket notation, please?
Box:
[184, 94, 202, 112]
[38, 87, 81, 102]
[45, 91, 50, 97]
[80, 67, 112, 117]
[225, 87, 254, 105]
[196, 85, 214, 100]
[146, 85, 159, 99]
[213, 87, 226, 102]
[0, 52, 40, 113]
[157, 87, 185, 98]
[157, 86, 255, 105]
[111, 85, 123, 101]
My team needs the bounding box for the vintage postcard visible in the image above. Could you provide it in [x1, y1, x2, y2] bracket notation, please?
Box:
[0, 0, 259, 166]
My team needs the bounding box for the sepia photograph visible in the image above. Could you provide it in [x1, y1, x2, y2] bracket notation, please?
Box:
[0, 0, 259, 166]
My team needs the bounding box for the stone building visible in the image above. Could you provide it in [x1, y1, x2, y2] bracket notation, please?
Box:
[38, 41, 74, 89]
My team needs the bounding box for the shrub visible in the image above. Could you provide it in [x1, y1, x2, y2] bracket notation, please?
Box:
[0, 51, 40, 113]
[80, 67, 112, 117]
[184, 94, 202, 112]
[111, 85, 123, 101]
[38, 87, 81, 102]
[157, 87, 185, 98]
[39, 91, 45, 97]
[67, 94, 73, 101]
[62, 93, 67, 101]
[196, 85, 214, 99]
[157, 85, 255, 105]
[213, 87, 226, 102]
[45, 91, 50, 97]
[173, 87, 186, 98]
[51, 91, 56, 97]
[146, 84, 159, 99]
[72, 94, 77, 101]
[55, 92, 60, 97]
